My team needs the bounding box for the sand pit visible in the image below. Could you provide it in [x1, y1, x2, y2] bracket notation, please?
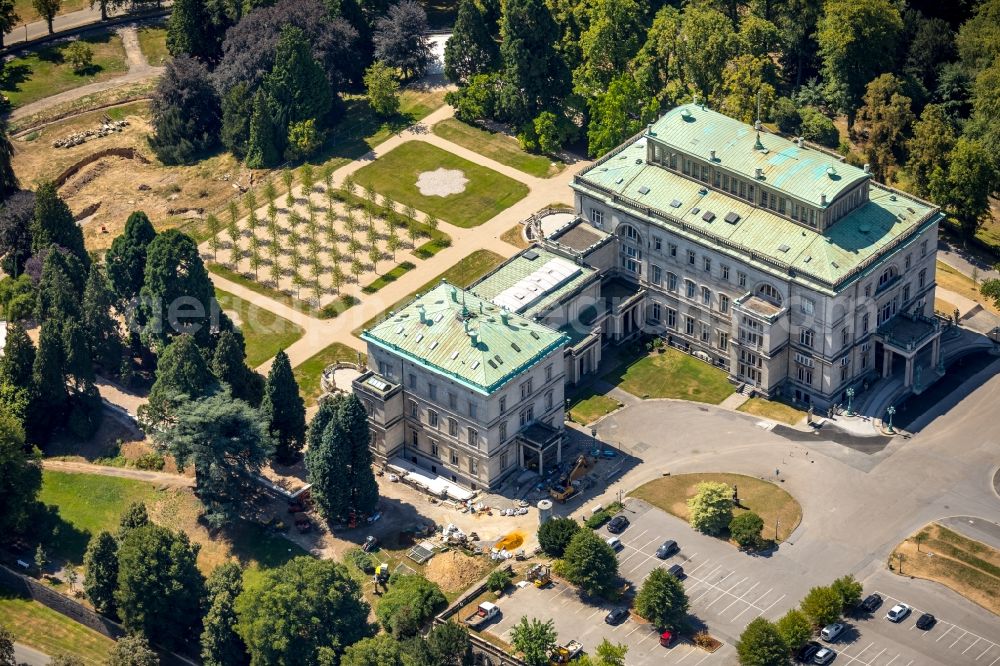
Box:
[416, 168, 468, 197]
[424, 550, 495, 593]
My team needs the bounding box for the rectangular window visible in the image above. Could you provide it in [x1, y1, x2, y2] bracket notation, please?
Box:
[685, 316, 695, 335]
[918, 269, 926, 289]
[864, 284, 872, 298]
[448, 418, 458, 436]
[739, 181, 747, 199]
[450, 450, 459, 465]
[703, 257, 711, 273]
[905, 254, 911, 270]
[685, 280, 696, 298]
[411, 431, 418, 448]
[720, 294, 729, 313]
[667, 272, 678, 292]
[653, 237, 662, 251]
[431, 441, 438, 457]
[651, 302, 662, 321]
[651, 265, 662, 284]
[499, 421, 507, 441]
[668, 243, 677, 257]
[738, 272, 747, 288]
[921, 240, 928, 257]
[721, 265, 729, 281]
[468, 429, 478, 448]
[778, 197, 786, 214]
[499, 396, 506, 414]
[408, 373, 416, 388]
[448, 392, 457, 410]
[797, 365, 813, 385]
[862, 313, 870, 333]
[666, 308, 677, 329]
[702, 286, 711, 305]
[545, 365, 553, 382]
[623, 256, 640, 274]
[718, 331, 729, 351]
[428, 410, 439, 428]
[801, 298, 815, 315]
[590, 209, 604, 227]
[378, 361, 389, 377]
[519, 405, 534, 426]
[841, 364, 849, 382]
[842, 327, 849, 347]
[470, 458, 478, 476]
[500, 450, 510, 470]
[761, 191, 768, 208]
[800, 329, 814, 348]
[701, 322, 710, 342]
[521, 379, 533, 399]
[903, 283, 911, 302]
[408, 399, 418, 418]
[468, 402, 477, 419]
[545, 391, 553, 410]
[687, 250, 696, 265]
[428, 384, 437, 401]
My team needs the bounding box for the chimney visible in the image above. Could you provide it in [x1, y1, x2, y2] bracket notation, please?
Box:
[820, 194, 828, 206]
[418, 304, 427, 324]
[470, 329, 478, 347]
[755, 167, 764, 179]
[709, 149, 717, 161]
[863, 163, 871, 174]
[754, 119, 762, 131]
[450, 286, 457, 302]
[500, 310, 509, 325]
[796, 137, 804, 148]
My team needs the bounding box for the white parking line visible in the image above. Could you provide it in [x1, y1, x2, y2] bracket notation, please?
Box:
[989, 655, 1000, 666]
[965, 639, 982, 654]
[949, 630, 967, 648]
[754, 593, 785, 618]
[586, 608, 603, 620]
[884, 655, 898, 666]
[731, 587, 773, 622]
[935, 625, 954, 642]
[685, 558, 712, 576]
[706, 577, 746, 608]
[865, 648, 886, 664]
[850, 642, 873, 660]
[624, 624, 641, 638]
[978, 645, 994, 660]
[876, 590, 1000, 656]
[691, 652, 712, 666]
[637, 629, 656, 645]
[718, 581, 758, 615]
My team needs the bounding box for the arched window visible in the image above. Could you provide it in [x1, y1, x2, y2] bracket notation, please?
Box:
[620, 224, 641, 243]
[756, 283, 782, 306]
[876, 266, 898, 292]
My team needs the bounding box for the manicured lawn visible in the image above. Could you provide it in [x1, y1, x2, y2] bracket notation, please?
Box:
[293, 342, 366, 406]
[631, 473, 802, 544]
[737, 397, 806, 425]
[605, 348, 735, 404]
[351, 141, 530, 228]
[0, 589, 114, 665]
[433, 118, 564, 178]
[14, 0, 87, 23]
[936, 260, 1000, 316]
[362, 261, 416, 294]
[353, 249, 505, 336]
[891, 523, 1000, 615]
[567, 391, 620, 425]
[0, 32, 128, 108]
[136, 26, 169, 65]
[214, 288, 305, 367]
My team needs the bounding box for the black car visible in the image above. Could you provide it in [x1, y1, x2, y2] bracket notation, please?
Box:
[666, 564, 684, 579]
[604, 607, 629, 625]
[655, 540, 679, 559]
[860, 593, 883, 613]
[607, 515, 630, 534]
[795, 641, 822, 663]
[916, 613, 936, 630]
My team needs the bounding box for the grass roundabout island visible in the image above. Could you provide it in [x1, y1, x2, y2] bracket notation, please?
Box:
[630, 472, 802, 545]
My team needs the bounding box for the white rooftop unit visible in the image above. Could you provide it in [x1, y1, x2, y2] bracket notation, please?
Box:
[490, 258, 582, 314]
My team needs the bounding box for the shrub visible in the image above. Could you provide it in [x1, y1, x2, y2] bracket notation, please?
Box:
[486, 568, 512, 593]
[133, 453, 165, 471]
[345, 548, 375, 574]
[583, 502, 624, 530]
[798, 107, 839, 148]
[537, 517, 580, 557]
[560, 530, 619, 598]
[729, 511, 765, 550]
[375, 574, 446, 637]
[65, 42, 94, 74]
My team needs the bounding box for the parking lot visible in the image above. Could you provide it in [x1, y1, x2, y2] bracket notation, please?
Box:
[487, 580, 729, 665]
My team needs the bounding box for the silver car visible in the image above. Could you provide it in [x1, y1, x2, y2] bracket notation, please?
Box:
[820, 622, 844, 642]
[813, 647, 835, 665]
[885, 603, 911, 622]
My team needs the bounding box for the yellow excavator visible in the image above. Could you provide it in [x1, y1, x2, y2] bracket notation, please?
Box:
[548, 455, 595, 502]
[526, 564, 551, 587]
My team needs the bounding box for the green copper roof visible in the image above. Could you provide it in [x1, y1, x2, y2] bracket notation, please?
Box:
[648, 103, 869, 207]
[573, 136, 941, 290]
[361, 281, 568, 395]
[469, 247, 598, 320]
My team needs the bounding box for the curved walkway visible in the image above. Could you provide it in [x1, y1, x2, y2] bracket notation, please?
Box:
[42, 459, 194, 487]
[9, 25, 164, 122]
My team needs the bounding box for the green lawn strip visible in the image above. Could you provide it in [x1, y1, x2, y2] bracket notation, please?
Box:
[604, 348, 734, 404]
[136, 25, 169, 65]
[432, 118, 564, 178]
[39, 470, 163, 564]
[0, 589, 114, 664]
[630, 473, 801, 543]
[736, 397, 806, 425]
[351, 141, 530, 229]
[567, 391, 620, 425]
[13, 0, 87, 23]
[362, 261, 416, 294]
[1, 32, 128, 108]
[208, 263, 357, 321]
[213, 288, 305, 367]
[293, 342, 367, 406]
[352, 249, 506, 337]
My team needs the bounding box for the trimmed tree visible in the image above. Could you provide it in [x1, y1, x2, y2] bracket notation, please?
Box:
[375, 574, 446, 637]
[560, 529, 619, 597]
[800, 585, 844, 627]
[510, 616, 557, 666]
[235, 557, 371, 666]
[729, 511, 765, 551]
[82, 531, 119, 617]
[261, 350, 306, 464]
[687, 481, 733, 536]
[775, 608, 812, 653]
[634, 567, 689, 631]
[115, 524, 206, 650]
[736, 617, 789, 666]
[201, 561, 248, 666]
[537, 517, 580, 557]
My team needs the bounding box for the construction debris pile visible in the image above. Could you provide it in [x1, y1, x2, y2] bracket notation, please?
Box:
[53, 118, 129, 148]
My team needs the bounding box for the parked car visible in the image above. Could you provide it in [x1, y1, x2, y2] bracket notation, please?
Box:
[885, 603, 911, 622]
[813, 647, 836, 665]
[659, 630, 676, 647]
[607, 515, 629, 533]
[916, 613, 936, 630]
[820, 622, 845, 642]
[655, 540, 679, 559]
[362, 535, 378, 552]
[606, 536, 622, 551]
[796, 641, 822, 663]
[666, 564, 684, 579]
[860, 593, 883, 613]
[604, 607, 628, 625]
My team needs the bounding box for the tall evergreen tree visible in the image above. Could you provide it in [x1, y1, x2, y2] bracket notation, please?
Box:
[201, 561, 249, 666]
[166, 0, 210, 60]
[31, 321, 68, 436]
[106, 211, 157, 307]
[221, 83, 253, 160]
[82, 263, 124, 372]
[83, 531, 119, 617]
[0, 323, 35, 388]
[115, 524, 206, 650]
[0, 412, 41, 537]
[0, 190, 36, 277]
[61, 319, 95, 391]
[212, 330, 264, 407]
[498, 0, 571, 124]
[261, 350, 306, 464]
[244, 90, 280, 169]
[34, 248, 83, 323]
[444, 0, 500, 84]
[30, 182, 88, 267]
[138, 229, 214, 351]
[305, 398, 352, 521]
[140, 334, 218, 429]
[339, 393, 379, 516]
[149, 56, 222, 165]
[0, 121, 19, 201]
[157, 393, 272, 528]
[266, 25, 333, 131]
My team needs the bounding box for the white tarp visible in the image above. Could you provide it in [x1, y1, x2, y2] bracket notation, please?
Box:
[388, 457, 475, 502]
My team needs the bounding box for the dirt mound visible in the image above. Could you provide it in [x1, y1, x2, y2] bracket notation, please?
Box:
[424, 550, 494, 593]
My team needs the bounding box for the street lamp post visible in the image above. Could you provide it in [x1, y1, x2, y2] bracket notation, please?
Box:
[886, 405, 896, 434]
[846, 387, 855, 416]
[591, 428, 597, 452]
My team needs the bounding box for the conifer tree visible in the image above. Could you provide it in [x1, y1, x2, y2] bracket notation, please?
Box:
[0, 120, 20, 200]
[82, 263, 124, 372]
[201, 562, 248, 666]
[305, 398, 352, 521]
[140, 334, 218, 429]
[138, 230, 214, 351]
[339, 393, 379, 516]
[117, 501, 149, 541]
[106, 211, 157, 307]
[31, 181, 88, 266]
[32, 321, 67, 435]
[83, 531, 119, 617]
[445, 0, 501, 84]
[166, 0, 209, 59]
[261, 350, 306, 464]
[245, 91, 280, 169]
[212, 330, 264, 407]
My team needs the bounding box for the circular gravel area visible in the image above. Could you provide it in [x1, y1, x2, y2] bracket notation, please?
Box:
[416, 168, 469, 196]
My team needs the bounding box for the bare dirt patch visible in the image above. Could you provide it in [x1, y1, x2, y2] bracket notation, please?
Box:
[415, 167, 468, 196]
[424, 550, 496, 594]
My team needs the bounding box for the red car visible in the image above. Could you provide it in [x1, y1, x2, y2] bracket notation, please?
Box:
[659, 631, 675, 647]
